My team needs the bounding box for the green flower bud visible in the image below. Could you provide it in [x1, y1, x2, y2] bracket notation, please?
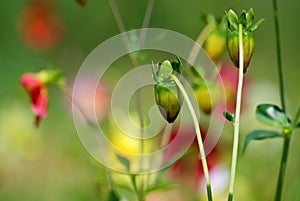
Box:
[227, 30, 255, 73]
[204, 29, 226, 61]
[152, 57, 183, 123]
[224, 8, 264, 73]
[155, 81, 182, 123]
[194, 84, 216, 114]
[203, 14, 227, 61]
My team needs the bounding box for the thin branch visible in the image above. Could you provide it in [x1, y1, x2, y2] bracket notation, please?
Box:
[187, 24, 214, 66]
[227, 23, 244, 201]
[139, 0, 155, 49]
[171, 74, 213, 201]
[108, 0, 130, 50]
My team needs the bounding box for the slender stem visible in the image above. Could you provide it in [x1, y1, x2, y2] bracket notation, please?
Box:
[61, 86, 98, 128]
[273, 0, 286, 112]
[275, 136, 290, 201]
[280, 117, 300, 201]
[292, 106, 300, 128]
[170, 74, 213, 201]
[131, 175, 139, 199]
[227, 24, 244, 201]
[109, 2, 156, 199]
[109, 0, 130, 52]
[139, 0, 155, 49]
[131, 174, 145, 201]
[109, 0, 126, 33]
[273, 0, 290, 200]
[187, 24, 214, 66]
[274, 106, 300, 201]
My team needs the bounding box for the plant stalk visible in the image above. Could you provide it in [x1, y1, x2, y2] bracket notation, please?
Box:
[272, 0, 291, 200]
[187, 24, 214, 66]
[170, 74, 213, 201]
[275, 136, 290, 201]
[293, 106, 300, 128]
[227, 24, 244, 201]
[273, 0, 286, 112]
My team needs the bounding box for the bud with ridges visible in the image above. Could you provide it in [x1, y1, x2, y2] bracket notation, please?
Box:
[224, 8, 264, 73]
[152, 57, 183, 123]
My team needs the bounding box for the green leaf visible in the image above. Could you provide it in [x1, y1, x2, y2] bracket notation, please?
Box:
[226, 10, 238, 30]
[246, 8, 254, 29]
[171, 56, 182, 75]
[107, 190, 119, 201]
[242, 129, 283, 153]
[256, 104, 289, 128]
[145, 182, 179, 194]
[297, 122, 300, 128]
[223, 110, 235, 122]
[187, 66, 205, 87]
[238, 10, 247, 28]
[249, 18, 265, 31]
[158, 60, 173, 81]
[116, 154, 130, 172]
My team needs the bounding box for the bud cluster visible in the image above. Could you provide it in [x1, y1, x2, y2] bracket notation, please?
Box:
[225, 9, 264, 73]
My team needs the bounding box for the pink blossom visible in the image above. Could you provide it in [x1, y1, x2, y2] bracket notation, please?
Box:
[20, 73, 48, 127]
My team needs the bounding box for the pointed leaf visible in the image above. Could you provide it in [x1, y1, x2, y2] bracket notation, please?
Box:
[171, 56, 182, 74]
[226, 10, 238, 30]
[249, 18, 265, 31]
[223, 110, 234, 122]
[238, 10, 247, 28]
[145, 182, 179, 194]
[256, 104, 289, 128]
[246, 8, 254, 29]
[187, 66, 205, 86]
[116, 154, 130, 172]
[242, 129, 283, 153]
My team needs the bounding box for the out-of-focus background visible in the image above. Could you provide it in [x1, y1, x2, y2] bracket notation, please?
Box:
[0, 0, 299, 200]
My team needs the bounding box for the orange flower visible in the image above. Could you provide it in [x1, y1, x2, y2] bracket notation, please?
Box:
[17, 0, 62, 51]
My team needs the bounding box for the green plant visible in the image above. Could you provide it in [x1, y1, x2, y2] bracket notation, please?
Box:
[242, 1, 300, 201]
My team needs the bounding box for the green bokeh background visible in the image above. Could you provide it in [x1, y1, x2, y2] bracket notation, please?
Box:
[0, 0, 299, 200]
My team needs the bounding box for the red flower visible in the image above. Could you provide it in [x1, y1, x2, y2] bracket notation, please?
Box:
[167, 127, 220, 188]
[216, 63, 250, 112]
[20, 73, 48, 127]
[17, 0, 62, 51]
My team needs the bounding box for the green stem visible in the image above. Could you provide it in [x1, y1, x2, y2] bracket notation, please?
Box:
[170, 74, 213, 201]
[131, 175, 139, 199]
[273, 0, 286, 112]
[187, 24, 214, 66]
[273, 0, 290, 200]
[139, 0, 155, 48]
[292, 106, 300, 128]
[227, 24, 244, 201]
[274, 106, 300, 201]
[61, 86, 98, 128]
[275, 136, 290, 201]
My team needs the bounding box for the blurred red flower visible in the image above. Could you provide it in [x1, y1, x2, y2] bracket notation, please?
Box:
[17, 0, 63, 51]
[20, 73, 48, 127]
[167, 126, 220, 186]
[214, 63, 251, 115]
